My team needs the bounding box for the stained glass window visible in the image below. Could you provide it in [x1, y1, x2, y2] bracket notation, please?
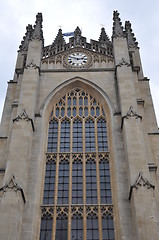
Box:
[40, 88, 115, 240]
[58, 161, 69, 204]
[71, 213, 83, 240]
[87, 212, 99, 240]
[73, 118, 83, 152]
[40, 213, 53, 240]
[86, 160, 97, 204]
[72, 161, 83, 204]
[56, 214, 68, 240]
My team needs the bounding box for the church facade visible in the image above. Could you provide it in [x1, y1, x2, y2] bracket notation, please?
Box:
[0, 11, 159, 240]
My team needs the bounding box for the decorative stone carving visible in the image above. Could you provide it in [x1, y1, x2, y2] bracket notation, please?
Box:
[0, 175, 26, 203]
[117, 58, 131, 67]
[25, 59, 38, 69]
[74, 26, 82, 46]
[99, 27, 111, 43]
[56, 55, 62, 64]
[13, 108, 35, 131]
[112, 11, 126, 38]
[129, 172, 155, 200]
[93, 54, 100, 63]
[101, 55, 107, 63]
[19, 24, 33, 52]
[32, 13, 43, 41]
[121, 106, 142, 129]
[125, 21, 138, 49]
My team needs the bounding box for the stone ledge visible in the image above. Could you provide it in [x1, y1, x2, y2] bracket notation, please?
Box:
[148, 132, 159, 135]
[137, 98, 145, 106]
[148, 163, 157, 172]
[138, 77, 150, 81]
[7, 80, 18, 84]
[40, 68, 115, 73]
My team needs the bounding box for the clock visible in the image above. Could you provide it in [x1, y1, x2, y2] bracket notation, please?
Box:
[68, 52, 87, 67]
[63, 49, 92, 69]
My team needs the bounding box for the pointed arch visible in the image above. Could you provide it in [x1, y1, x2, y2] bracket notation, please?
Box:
[39, 76, 116, 120]
[39, 78, 115, 240]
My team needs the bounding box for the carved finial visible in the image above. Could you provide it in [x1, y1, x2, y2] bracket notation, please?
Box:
[112, 10, 126, 38]
[0, 175, 26, 203]
[129, 172, 155, 200]
[74, 26, 82, 46]
[52, 28, 66, 46]
[74, 26, 81, 37]
[32, 13, 43, 41]
[125, 21, 138, 48]
[19, 24, 33, 51]
[99, 27, 111, 43]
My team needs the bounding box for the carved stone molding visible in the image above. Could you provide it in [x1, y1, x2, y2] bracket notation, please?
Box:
[129, 171, 155, 200]
[117, 58, 131, 67]
[121, 106, 142, 129]
[0, 175, 26, 203]
[13, 108, 35, 131]
[93, 54, 100, 63]
[25, 59, 39, 69]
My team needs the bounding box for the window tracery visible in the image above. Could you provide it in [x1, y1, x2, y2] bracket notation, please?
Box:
[40, 88, 114, 240]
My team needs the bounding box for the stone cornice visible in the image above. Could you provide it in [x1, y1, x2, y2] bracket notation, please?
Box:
[40, 68, 115, 73]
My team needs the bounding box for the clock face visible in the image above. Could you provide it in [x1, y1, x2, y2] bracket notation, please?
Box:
[68, 52, 88, 67]
[63, 49, 92, 69]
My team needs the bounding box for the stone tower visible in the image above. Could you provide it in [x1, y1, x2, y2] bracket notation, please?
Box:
[0, 11, 159, 240]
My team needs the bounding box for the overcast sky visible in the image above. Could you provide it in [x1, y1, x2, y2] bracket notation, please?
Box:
[0, 0, 159, 126]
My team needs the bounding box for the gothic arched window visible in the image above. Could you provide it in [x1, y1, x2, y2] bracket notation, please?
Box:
[40, 88, 114, 240]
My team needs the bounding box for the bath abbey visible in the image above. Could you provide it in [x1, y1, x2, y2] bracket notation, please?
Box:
[0, 11, 159, 240]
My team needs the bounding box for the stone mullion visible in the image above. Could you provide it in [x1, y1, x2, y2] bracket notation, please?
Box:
[52, 120, 61, 240]
[77, 92, 79, 115]
[94, 119, 103, 240]
[88, 93, 91, 116]
[65, 93, 68, 118]
[68, 119, 73, 240]
[83, 118, 87, 240]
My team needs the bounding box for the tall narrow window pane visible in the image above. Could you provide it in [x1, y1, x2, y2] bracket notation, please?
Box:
[97, 118, 108, 152]
[72, 161, 83, 204]
[47, 119, 58, 152]
[60, 119, 70, 152]
[43, 161, 56, 204]
[56, 214, 68, 240]
[58, 161, 69, 204]
[86, 160, 97, 204]
[40, 214, 53, 240]
[102, 216, 114, 240]
[71, 214, 83, 240]
[87, 215, 99, 240]
[73, 119, 83, 152]
[85, 119, 95, 152]
[100, 160, 112, 204]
